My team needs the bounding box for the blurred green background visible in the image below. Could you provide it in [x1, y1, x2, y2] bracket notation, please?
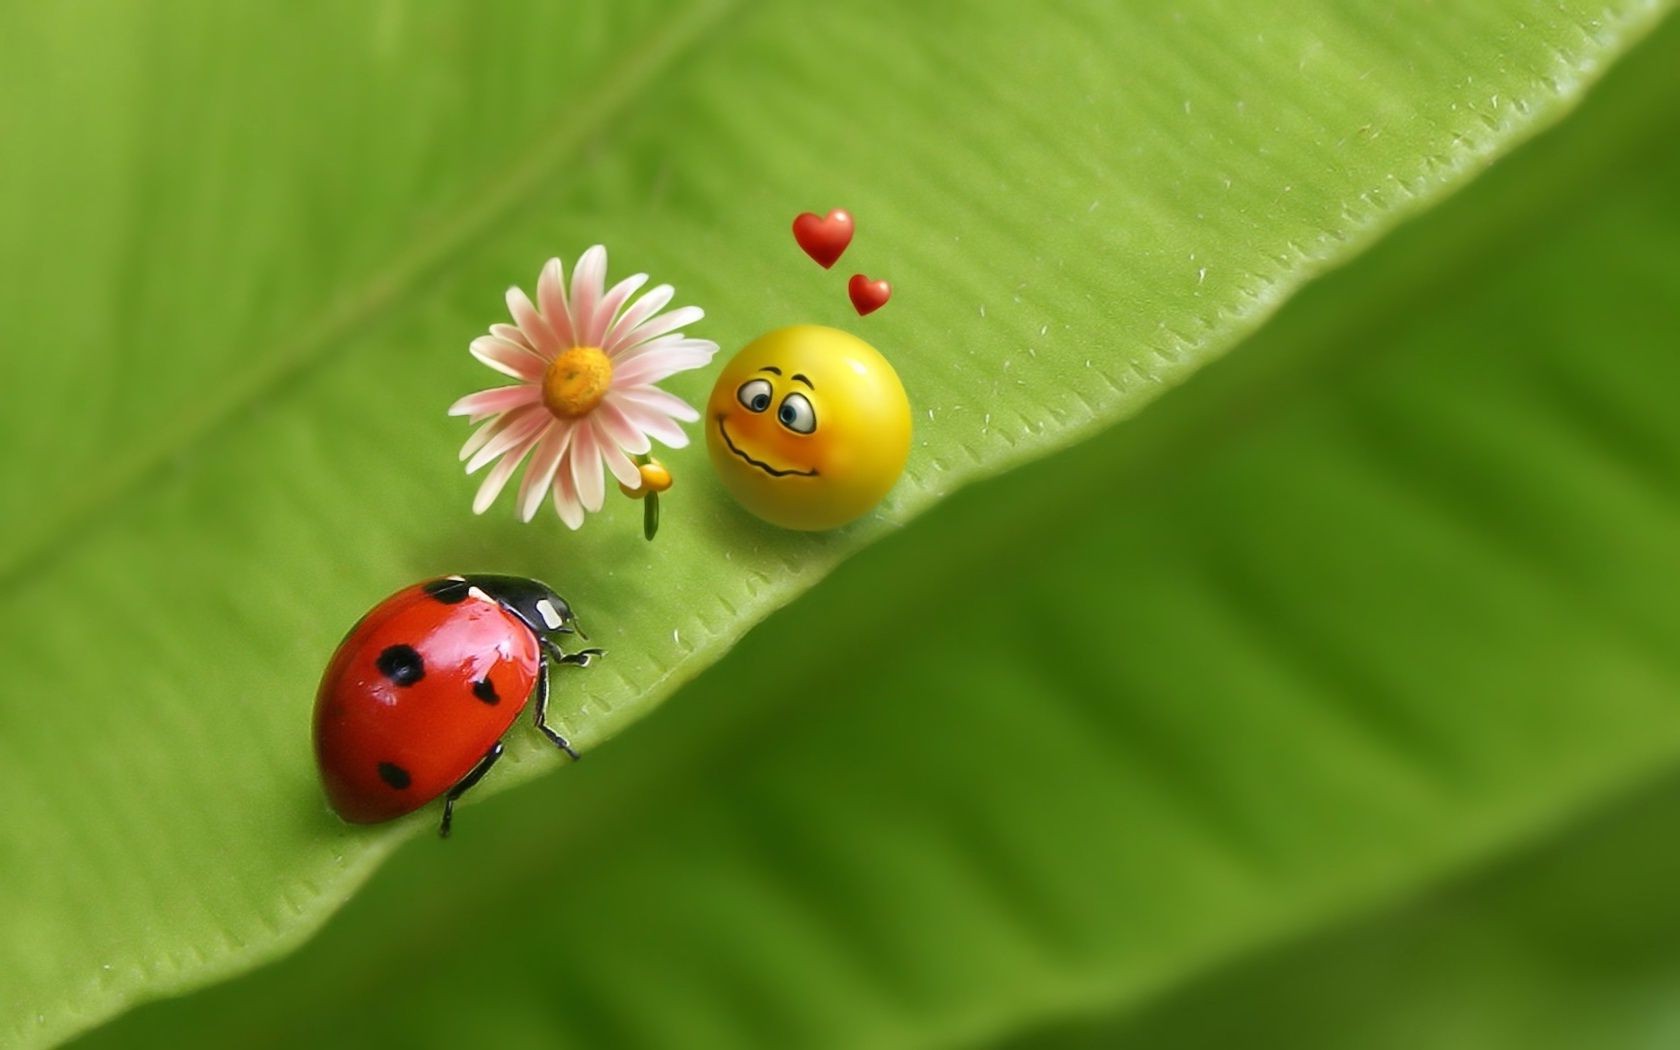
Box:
[5, 2, 1679, 1048]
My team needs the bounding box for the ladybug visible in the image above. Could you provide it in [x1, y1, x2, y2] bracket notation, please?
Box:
[313, 574, 601, 836]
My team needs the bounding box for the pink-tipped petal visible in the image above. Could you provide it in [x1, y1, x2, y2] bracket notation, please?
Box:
[613, 396, 690, 449]
[603, 283, 673, 354]
[569, 421, 606, 512]
[459, 415, 504, 461]
[536, 258, 575, 347]
[469, 337, 547, 382]
[490, 323, 534, 352]
[552, 466, 585, 530]
[569, 245, 608, 347]
[615, 304, 704, 354]
[466, 407, 548, 474]
[448, 383, 540, 419]
[614, 384, 701, 423]
[595, 419, 643, 488]
[588, 272, 648, 348]
[473, 428, 542, 515]
[516, 421, 573, 523]
[592, 400, 653, 456]
[506, 286, 561, 357]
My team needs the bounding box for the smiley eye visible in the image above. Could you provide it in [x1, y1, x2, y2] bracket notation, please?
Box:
[737, 379, 773, 412]
[777, 393, 816, 434]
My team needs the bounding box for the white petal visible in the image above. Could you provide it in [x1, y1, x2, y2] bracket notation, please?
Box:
[611, 341, 718, 387]
[448, 383, 540, 419]
[551, 464, 585, 529]
[615, 304, 704, 354]
[614, 384, 701, 424]
[473, 428, 543, 515]
[613, 396, 690, 449]
[587, 272, 648, 348]
[594, 418, 643, 488]
[516, 421, 574, 523]
[603, 283, 673, 354]
[593, 399, 653, 456]
[466, 407, 548, 474]
[506, 286, 561, 357]
[470, 336, 547, 381]
[569, 245, 608, 347]
[569, 420, 606, 512]
[612, 334, 716, 368]
[536, 258, 575, 347]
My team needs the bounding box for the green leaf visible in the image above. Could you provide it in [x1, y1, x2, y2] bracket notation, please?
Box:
[2, 0, 1667, 1045]
[1023, 779, 1680, 1050]
[72, 11, 1680, 1048]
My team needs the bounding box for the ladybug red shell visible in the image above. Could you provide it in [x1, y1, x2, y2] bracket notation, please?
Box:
[313, 574, 600, 836]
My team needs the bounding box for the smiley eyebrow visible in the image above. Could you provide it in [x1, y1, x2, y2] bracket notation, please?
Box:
[791, 373, 814, 389]
[757, 366, 782, 375]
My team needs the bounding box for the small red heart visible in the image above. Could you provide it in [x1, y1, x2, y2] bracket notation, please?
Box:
[848, 274, 891, 316]
[792, 209, 853, 269]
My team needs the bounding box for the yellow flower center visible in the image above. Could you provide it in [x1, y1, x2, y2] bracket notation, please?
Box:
[541, 346, 612, 419]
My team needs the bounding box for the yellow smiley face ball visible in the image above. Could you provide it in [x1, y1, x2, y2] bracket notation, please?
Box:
[706, 325, 911, 531]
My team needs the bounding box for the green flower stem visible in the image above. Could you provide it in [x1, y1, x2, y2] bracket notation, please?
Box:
[634, 452, 660, 541]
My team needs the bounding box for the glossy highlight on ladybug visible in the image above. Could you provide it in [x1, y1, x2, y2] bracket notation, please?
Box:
[313, 575, 600, 836]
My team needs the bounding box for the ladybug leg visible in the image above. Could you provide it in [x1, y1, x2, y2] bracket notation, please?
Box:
[439, 741, 504, 838]
[544, 638, 605, 668]
[532, 657, 581, 761]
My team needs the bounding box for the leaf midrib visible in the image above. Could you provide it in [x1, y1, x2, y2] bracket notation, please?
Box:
[0, 0, 741, 589]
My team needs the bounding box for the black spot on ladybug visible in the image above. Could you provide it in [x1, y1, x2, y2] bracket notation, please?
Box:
[377, 762, 412, 790]
[472, 677, 500, 705]
[423, 577, 470, 604]
[376, 644, 425, 686]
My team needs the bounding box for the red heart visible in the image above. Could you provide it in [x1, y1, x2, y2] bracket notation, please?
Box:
[792, 209, 853, 269]
[848, 274, 891, 316]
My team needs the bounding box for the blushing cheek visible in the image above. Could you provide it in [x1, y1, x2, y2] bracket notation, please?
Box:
[713, 399, 748, 434]
[801, 434, 841, 477]
[762, 429, 802, 467]
[738, 411, 777, 446]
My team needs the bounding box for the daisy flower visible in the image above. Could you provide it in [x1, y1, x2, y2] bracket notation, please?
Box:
[448, 246, 718, 528]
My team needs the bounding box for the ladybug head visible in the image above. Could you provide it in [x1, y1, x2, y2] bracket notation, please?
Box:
[466, 574, 584, 640]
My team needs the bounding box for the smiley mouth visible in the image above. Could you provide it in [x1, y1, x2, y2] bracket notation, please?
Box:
[718, 419, 818, 478]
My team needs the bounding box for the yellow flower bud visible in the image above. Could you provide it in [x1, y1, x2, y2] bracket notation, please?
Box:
[638, 461, 673, 493]
[619, 459, 673, 500]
